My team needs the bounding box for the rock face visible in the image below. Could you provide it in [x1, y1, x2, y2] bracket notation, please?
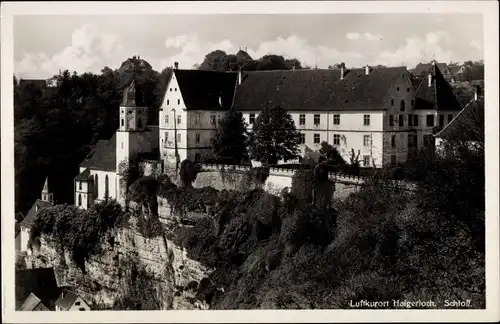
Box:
[24, 214, 212, 310]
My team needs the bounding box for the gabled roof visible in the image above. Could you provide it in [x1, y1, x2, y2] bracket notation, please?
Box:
[16, 268, 61, 310]
[19, 293, 50, 311]
[233, 67, 408, 111]
[434, 97, 484, 142]
[75, 168, 93, 182]
[55, 289, 80, 310]
[79, 134, 116, 171]
[20, 199, 53, 229]
[413, 62, 450, 76]
[173, 69, 237, 110]
[413, 63, 462, 111]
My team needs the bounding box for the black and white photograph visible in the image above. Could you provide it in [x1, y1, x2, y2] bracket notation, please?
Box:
[1, 1, 499, 323]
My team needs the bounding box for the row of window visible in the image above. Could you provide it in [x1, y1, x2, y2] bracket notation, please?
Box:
[164, 114, 223, 126]
[390, 99, 415, 111]
[389, 114, 454, 127]
[165, 99, 181, 106]
[249, 114, 373, 126]
[163, 132, 202, 144]
[300, 132, 435, 149]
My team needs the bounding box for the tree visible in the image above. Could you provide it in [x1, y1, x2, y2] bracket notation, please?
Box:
[211, 110, 248, 164]
[199, 50, 229, 72]
[285, 58, 302, 70]
[257, 55, 287, 71]
[118, 153, 144, 210]
[318, 142, 346, 169]
[248, 105, 300, 166]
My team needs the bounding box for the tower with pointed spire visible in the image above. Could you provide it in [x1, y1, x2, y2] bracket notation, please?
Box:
[40, 176, 54, 203]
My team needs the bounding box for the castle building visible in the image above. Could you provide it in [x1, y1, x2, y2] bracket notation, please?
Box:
[74, 78, 160, 210]
[19, 177, 54, 252]
[160, 62, 464, 168]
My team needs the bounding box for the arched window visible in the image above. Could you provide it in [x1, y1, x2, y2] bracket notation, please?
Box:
[105, 175, 109, 198]
[400, 100, 406, 112]
[95, 174, 99, 198]
[138, 118, 143, 128]
[78, 194, 82, 206]
[121, 119, 124, 127]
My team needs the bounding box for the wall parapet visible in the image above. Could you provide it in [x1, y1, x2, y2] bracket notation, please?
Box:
[199, 163, 417, 191]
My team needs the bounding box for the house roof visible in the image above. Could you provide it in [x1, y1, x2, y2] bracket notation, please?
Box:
[413, 63, 462, 111]
[413, 62, 450, 76]
[16, 268, 61, 310]
[55, 289, 80, 310]
[173, 69, 237, 110]
[16, 212, 25, 222]
[19, 293, 49, 311]
[434, 97, 484, 142]
[232, 67, 408, 111]
[449, 65, 463, 76]
[121, 79, 146, 107]
[79, 134, 116, 171]
[75, 168, 93, 182]
[20, 199, 53, 229]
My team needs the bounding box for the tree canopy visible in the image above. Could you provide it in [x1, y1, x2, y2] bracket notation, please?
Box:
[248, 105, 301, 166]
[211, 109, 249, 164]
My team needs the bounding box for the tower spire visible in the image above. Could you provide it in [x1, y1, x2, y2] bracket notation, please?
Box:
[41, 176, 54, 203]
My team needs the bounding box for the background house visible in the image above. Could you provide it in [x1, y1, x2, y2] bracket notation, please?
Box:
[16, 268, 61, 311]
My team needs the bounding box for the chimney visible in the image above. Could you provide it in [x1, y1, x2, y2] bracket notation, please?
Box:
[340, 62, 346, 80]
[238, 68, 242, 85]
[365, 65, 370, 75]
[474, 85, 481, 101]
[219, 94, 223, 106]
[428, 73, 432, 87]
[174, 62, 179, 70]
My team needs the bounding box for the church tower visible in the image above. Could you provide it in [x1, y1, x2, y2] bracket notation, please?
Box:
[115, 71, 153, 205]
[40, 176, 54, 203]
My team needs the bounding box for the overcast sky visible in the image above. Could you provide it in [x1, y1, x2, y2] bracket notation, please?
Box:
[14, 14, 484, 79]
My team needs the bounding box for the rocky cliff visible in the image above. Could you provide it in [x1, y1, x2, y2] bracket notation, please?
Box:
[24, 214, 213, 310]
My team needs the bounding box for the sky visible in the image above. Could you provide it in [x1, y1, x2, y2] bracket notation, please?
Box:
[14, 14, 484, 79]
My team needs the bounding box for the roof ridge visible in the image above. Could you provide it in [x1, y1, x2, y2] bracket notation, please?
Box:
[434, 97, 475, 138]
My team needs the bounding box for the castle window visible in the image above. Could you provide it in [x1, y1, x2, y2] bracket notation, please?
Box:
[121, 119, 124, 127]
[79, 182, 82, 190]
[78, 194, 82, 206]
[299, 114, 305, 125]
[177, 115, 181, 125]
[177, 134, 181, 143]
[177, 99, 180, 105]
[170, 88, 172, 92]
[426, 115, 435, 127]
[210, 115, 216, 125]
[95, 174, 99, 198]
[407, 88, 410, 92]
[390, 155, 397, 165]
[389, 115, 394, 127]
[447, 114, 453, 123]
[313, 114, 320, 125]
[399, 115, 404, 126]
[363, 135, 370, 146]
[167, 99, 169, 105]
[333, 134, 340, 145]
[396, 87, 400, 91]
[400, 100, 406, 112]
[413, 115, 419, 126]
[249, 114, 256, 124]
[391, 99, 394, 106]
[333, 114, 340, 125]
[363, 155, 370, 167]
[363, 115, 370, 126]
[411, 100, 415, 107]
[439, 115, 445, 127]
[175, 88, 177, 91]
[195, 133, 200, 143]
[138, 118, 143, 128]
[391, 135, 396, 148]
[195, 153, 201, 163]
[128, 110, 133, 114]
[75, 302, 81, 306]
[299, 133, 305, 144]
[313, 133, 320, 144]
[105, 175, 109, 198]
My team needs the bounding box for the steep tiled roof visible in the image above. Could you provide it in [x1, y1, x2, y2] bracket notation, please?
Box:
[173, 69, 237, 110]
[413, 62, 449, 76]
[121, 79, 146, 107]
[434, 98, 484, 142]
[55, 289, 79, 310]
[413, 63, 462, 111]
[233, 67, 407, 111]
[75, 168, 93, 181]
[19, 293, 49, 311]
[79, 134, 116, 171]
[20, 199, 53, 229]
[16, 268, 61, 310]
